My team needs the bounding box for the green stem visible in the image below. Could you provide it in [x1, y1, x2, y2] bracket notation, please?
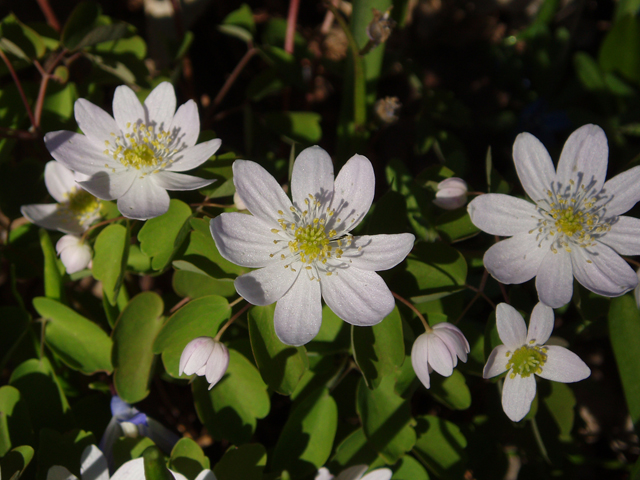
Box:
[531, 416, 551, 465]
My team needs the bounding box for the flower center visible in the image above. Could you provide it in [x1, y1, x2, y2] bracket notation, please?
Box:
[506, 344, 547, 378]
[122, 144, 157, 168]
[67, 188, 100, 217]
[553, 205, 587, 237]
[290, 221, 333, 264]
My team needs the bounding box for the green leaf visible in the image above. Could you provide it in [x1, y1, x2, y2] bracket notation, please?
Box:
[0, 386, 34, 456]
[574, 52, 606, 91]
[541, 381, 576, 441]
[34, 297, 113, 374]
[352, 306, 405, 389]
[413, 415, 467, 479]
[329, 428, 378, 470]
[429, 370, 471, 410]
[272, 388, 338, 478]
[42, 82, 79, 125]
[192, 349, 269, 445]
[61, 2, 101, 50]
[85, 52, 137, 84]
[248, 304, 309, 395]
[153, 295, 231, 378]
[0, 306, 29, 371]
[0, 445, 34, 480]
[609, 294, 640, 426]
[169, 438, 210, 480]
[213, 444, 267, 480]
[38, 229, 64, 302]
[262, 112, 323, 145]
[93, 224, 129, 306]
[113, 437, 155, 467]
[217, 25, 253, 44]
[112, 292, 164, 403]
[599, 14, 640, 83]
[357, 376, 416, 463]
[222, 4, 256, 35]
[143, 446, 174, 480]
[392, 456, 430, 480]
[37, 429, 96, 480]
[72, 23, 130, 51]
[435, 209, 479, 243]
[139, 199, 192, 271]
[0, 14, 46, 60]
[172, 266, 237, 299]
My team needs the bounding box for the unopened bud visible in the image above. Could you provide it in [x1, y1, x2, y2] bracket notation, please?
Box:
[374, 96, 401, 125]
[433, 177, 468, 210]
[366, 8, 396, 49]
[56, 234, 92, 273]
[179, 337, 229, 390]
[234, 191, 247, 211]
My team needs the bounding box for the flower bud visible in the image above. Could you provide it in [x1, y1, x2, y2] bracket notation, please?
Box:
[374, 96, 401, 125]
[433, 177, 468, 210]
[233, 191, 247, 211]
[366, 8, 396, 48]
[179, 337, 229, 390]
[56, 234, 92, 274]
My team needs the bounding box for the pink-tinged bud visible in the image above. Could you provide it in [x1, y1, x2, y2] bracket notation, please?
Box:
[56, 234, 92, 274]
[179, 337, 229, 390]
[411, 323, 470, 389]
[433, 177, 468, 210]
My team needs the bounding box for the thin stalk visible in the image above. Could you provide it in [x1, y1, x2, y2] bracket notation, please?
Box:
[81, 216, 126, 242]
[531, 417, 552, 465]
[36, 0, 61, 32]
[229, 296, 245, 308]
[211, 47, 257, 113]
[392, 291, 432, 332]
[284, 0, 301, 54]
[215, 303, 251, 341]
[169, 296, 191, 314]
[0, 49, 37, 130]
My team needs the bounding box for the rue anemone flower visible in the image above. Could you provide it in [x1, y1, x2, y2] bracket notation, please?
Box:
[484, 302, 590, 422]
[468, 124, 640, 308]
[44, 82, 220, 220]
[315, 465, 392, 480]
[210, 146, 415, 346]
[179, 337, 229, 389]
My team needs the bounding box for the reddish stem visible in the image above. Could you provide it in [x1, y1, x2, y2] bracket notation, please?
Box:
[36, 0, 61, 32]
[285, 0, 301, 54]
[0, 49, 37, 131]
[211, 47, 257, 113]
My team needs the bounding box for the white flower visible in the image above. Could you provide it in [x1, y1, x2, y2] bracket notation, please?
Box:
[433, 177, 468, 210]
[484, 302, 590, 422]
[56, 235, 92, 273]
[635, 269, 640, 309]
[21, 161, 101, 235]
[315, 465, 392, 480]
[411, 322, 470, 389]
[468, 124, 640, 308]
[44, 82, 220, 220]
[179, 337, 229, 389]
[210, 146, 415, 346]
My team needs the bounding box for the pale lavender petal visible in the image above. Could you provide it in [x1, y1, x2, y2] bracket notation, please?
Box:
[205, 341, 229, 389]
[321, 267, 393, 326]
[21, 204, 83, 235]
[112, 85, 145, 130]
[502, 373, 537, 422]
[335, 465, 368, 480]
[44, 131, 122, 176]
[526, 302, 554, 345]
[538, 345, 591, 382]
[601, 165, 640, 217]
[496, 303, 527, 350]
[110, 458, 145, 480]
[45, 161, 77, 202]
[315, 467, 334, 480]
[291, 146, 335, 210]
[180, 337, 214, 376]
[75, 98, 120, 146]
[274, 274, 322, 346]
[78, 170, 136, 201]
[144, 82, 176, 130]
[326, 154, 375, 236]
[434, 323, 470, 353]
[600, 216, 640, 255]
[170, 100, 200, 148]
[411, 333, 431, 388]
[47, 466, 77, 480]
[535, 249, 574, 308]
[116, 178, 170, 220]
[467, 194, 539, 236]
[512, 132, 556, 202]
[80, 445, 109, 480]
[361, 469, 393, 480]
[556, 124, 608, 194]
[483, 232, 549, 284]
[165, 139, 221, 172]
[341, 233, 414, 271]
[483, 345, 511, 378]
[152, 171, 215, 191]
[571, 243, 638, 298]
[433, 323, 469, 362]
[235, 261, 299, 306]
[427, 334, 455, 377]
[193, 471, 217, 480]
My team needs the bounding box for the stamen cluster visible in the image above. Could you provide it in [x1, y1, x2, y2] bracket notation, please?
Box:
[505, 342, 548, 378]
[62, 187, 101, 228]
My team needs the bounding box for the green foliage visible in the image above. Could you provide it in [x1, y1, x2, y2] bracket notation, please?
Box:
[92, 224, 129, 306]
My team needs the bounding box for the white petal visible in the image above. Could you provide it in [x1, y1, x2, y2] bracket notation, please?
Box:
[211, 213, 284, 268]
[112, 85, 145, 130]
[165, 139, 221, 172]
[556, 124, 608, 194]
[111, 458, 145, 480]
[291, 146, 335, 210]
[433, 323, 470, 353]
[483, 232, 548, 284]
[321, 267, 393, 326]
[57, 235, 92, 274]
[193, 471, 217, 480]
[116, 178, 170, 220]
[433, 323, 469, 362]
[361, 470, 392, 480]
[171, 472, 189, 480]
[21, 204, 83, 235]
[274, 275, 322, 346]
[538, 345, 591, 382]
[80, 445, 109, 480]
[75, 98, 120, 146]
[234, 261, 299, 305]
[535, 249, 574, 308]
[47, 466, 78, 480]
[232, 160, 294, 225]
[78, 170, 136, 201]
[600, 216, 640, 255]
[315, 467, 334, 480]
[502, 373, 537, 422]
[571, 243, 638, 298]
[526, 302, 554, 345]
[467, 194, 539, 236]
[205, 341, 230, 388]
[326, 154, 375, 236]
[180, 337, 215, 376]
[512, 132, 556, 202]
[45, 161, 77, 202]
[496, 303, 527, 350]
[335, 465, 368, 480]
[483, 345, 511, 378]
[152, 171, 215, 191]
[170, 100, 200, 148]
[600, 165, 640, 217]
[427, 334, 455, 377]
[411, 333, 432, 388]
[144, 82, 176, 130]
[44, 131, 122, 176]
[341, 233, 414, 271]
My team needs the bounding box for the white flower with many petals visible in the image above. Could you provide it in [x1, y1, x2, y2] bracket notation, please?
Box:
[179, 337, 229, 389]
[56, 234, 92, 274]
[21, 161, 101, 235]
[484, 302, 590, 422]
[211, 146, 415, 346]
[468, 124, 640, 308]
[44, 82, 220, 220]
[315, 465, 392, 480]
[411, 322, 470, 389]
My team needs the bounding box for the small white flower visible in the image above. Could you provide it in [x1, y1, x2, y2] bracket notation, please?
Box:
[411, 322, 470, 389]
[468, 124, 640, 308]
[179, 337, 229, 389]
[56, 234, 92, 274]
[484, 302, 590, 422]
[433, 177, 468, 210]
[21, 161, 101, 235]
[210, 146, 415, 346]
[44, 82, 220, 220]
[315, 465, 392, 480]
